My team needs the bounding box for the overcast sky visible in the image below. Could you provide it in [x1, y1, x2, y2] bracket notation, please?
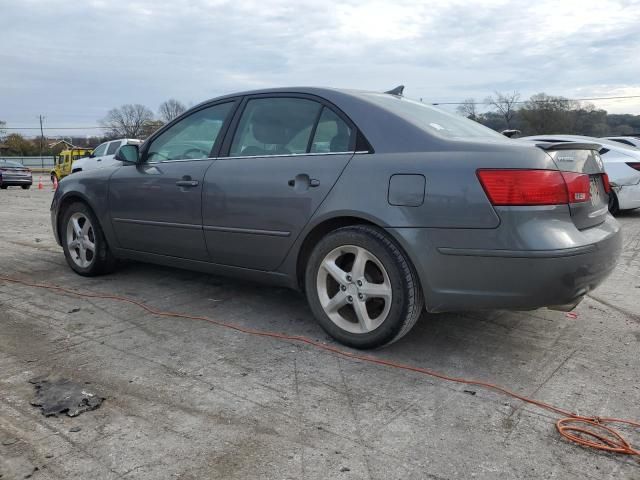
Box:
[2, 0, 640, 136]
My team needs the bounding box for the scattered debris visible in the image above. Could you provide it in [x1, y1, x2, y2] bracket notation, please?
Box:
[565, 312, 579, 319]
[2, 438, 18, 446]
[340, 466, 351, 472]
[29, 377, 104, 417]
[67, 308, 81, 314]
[69, 427, 82, 433]
[463, 389, 477, 396]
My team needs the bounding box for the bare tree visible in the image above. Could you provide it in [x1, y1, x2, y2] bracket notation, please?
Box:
[485, 91, 520, 129]
[456, 98, 478, 120]
[100, 104, 154, 138]
[158, 99, 186, 123]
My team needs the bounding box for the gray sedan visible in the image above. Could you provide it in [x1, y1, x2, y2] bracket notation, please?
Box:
[0, 160, 33, 189]
[50, 87, 621, 348]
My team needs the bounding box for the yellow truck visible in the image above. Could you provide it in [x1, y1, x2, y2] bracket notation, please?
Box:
[50, 148, 93, 182]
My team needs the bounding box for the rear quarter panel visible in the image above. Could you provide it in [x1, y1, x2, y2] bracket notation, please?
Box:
[313, 140, 556, 229]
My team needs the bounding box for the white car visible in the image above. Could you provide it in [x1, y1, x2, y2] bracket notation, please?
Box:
[519, 134, 640, 214]
[72, 138, 142, 173]
[604, 136, 640, 148]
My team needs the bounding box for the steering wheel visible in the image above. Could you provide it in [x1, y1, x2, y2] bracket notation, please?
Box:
[147, 151, 170, 161]
[182, 147, 210, 159]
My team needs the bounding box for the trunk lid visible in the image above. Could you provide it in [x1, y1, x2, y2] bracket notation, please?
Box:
[536, 142, 609, 230]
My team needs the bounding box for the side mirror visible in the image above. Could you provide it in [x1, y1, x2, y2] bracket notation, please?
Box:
[89, 152, 96, 158]
[115, 144, 140, 164]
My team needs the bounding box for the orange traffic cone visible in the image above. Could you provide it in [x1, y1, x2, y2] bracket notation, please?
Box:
[38, 176, 43, 190]
[52, 176, 58, 191]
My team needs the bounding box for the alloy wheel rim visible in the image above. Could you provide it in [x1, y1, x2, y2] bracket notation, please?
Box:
[316, 245, 392, 334]
[66, 212, 96, 268]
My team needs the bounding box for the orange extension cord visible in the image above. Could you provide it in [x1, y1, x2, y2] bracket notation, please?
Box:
[1, 274, 638, 459]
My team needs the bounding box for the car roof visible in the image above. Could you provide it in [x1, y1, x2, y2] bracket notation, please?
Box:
[189, 87, 523, 154]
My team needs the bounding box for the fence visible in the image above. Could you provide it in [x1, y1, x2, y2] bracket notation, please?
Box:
[0, 156, 55, 170]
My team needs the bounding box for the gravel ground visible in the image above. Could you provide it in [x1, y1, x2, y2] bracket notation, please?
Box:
[1, 187, 639, 479]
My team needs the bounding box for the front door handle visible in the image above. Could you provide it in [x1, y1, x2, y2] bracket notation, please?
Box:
[176, 180, 199, 187]
[309, 179, 320, 187]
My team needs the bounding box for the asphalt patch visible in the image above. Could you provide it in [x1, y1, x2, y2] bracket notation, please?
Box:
[29, 377, 104, 417]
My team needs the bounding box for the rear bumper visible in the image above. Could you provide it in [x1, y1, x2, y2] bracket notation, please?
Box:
[389, 214, 622, 312]
[0, 176, 32, 185]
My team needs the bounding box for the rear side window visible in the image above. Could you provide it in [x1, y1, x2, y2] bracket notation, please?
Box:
[147, 102, 233, 162]
[229, 98, 321, 157]
[106, 141, 121, 155]
[362, 93, 506, 140]
[311, 108, 353, 153]
[92, 143, 108, 157]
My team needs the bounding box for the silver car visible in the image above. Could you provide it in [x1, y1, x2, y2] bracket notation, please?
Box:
[50, 87, 622, 348]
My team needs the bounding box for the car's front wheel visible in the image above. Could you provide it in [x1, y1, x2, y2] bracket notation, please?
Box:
[61, 202, 116, 276]
[305, 225, 424, 349]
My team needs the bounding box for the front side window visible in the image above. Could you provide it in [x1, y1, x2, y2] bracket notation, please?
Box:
[106, 141, 121, 155]
[92, 143, 108, 157]
[310, 108, 353, 153]
[229, 98, 322, 157]
[147, 102, 233, 162]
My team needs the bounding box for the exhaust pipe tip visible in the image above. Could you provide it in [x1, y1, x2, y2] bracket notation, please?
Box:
[547, 296, 584, 312]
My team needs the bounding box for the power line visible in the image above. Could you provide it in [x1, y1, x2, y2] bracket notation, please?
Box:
[2, 95, 640, 130]
[1, 126, 105, 130]
[431, 95, 640, 106]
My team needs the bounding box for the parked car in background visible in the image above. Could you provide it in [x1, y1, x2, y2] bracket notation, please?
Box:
[604, 136, 640, 148]
[0, 159, 32, 189]
[51, 87, 621, 348]
[72, 139, 142, 173]
[520, 135, 640, 214]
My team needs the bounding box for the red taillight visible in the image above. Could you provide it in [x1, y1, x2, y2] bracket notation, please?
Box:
[626, 162, 640, 171]
[477, 169, 590, 206]
[560, 172, 590, 203]
[602, 173, 611, 193]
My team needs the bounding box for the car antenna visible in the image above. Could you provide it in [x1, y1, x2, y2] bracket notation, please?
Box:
[384, 85, 404, 96]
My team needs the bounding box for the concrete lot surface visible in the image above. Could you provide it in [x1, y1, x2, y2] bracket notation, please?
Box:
[1, 187, 639, 479]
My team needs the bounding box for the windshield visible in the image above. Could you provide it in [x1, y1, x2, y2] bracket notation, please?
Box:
[0, 160, 24, 168]
[361, 93, 506, 140]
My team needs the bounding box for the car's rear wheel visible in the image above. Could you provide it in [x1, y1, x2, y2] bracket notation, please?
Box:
[0, 185, 7, 190]
[61, 202, 116, 276]
[305, 225, 423, 349]
[608, 191, 620, 216]
[21, 185, 31, 190]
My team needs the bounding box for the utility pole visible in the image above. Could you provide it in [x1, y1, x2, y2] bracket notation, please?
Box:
[39, 115, 45, 170]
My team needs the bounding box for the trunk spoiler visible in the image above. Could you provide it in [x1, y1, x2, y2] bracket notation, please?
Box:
[534, 142, 602, 152]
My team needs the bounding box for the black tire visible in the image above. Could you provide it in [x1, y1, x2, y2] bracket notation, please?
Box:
[0, 185, 7, 190]
[305, 225, 424, 349]
[21, 185, 31, 190]
[608, 191, 620, 216]
[61, 202, 116, 276]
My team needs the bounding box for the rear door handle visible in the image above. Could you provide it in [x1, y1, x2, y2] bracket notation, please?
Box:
[288, 175, 320, 188]
[176, 180, 199, 187]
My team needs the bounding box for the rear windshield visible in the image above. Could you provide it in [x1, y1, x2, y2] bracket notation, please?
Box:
[361, 93, 506, 140]
[0, 160, 24, 168]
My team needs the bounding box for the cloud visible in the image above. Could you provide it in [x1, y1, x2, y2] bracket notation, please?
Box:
[1, 0, 639, 134]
